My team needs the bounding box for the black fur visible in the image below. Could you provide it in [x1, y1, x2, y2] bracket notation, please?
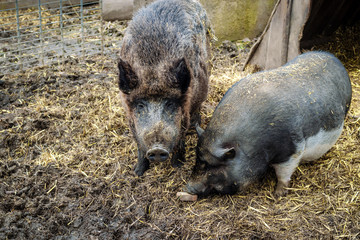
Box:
[187, 51, 352, 195]
[118, 59, 138, 95]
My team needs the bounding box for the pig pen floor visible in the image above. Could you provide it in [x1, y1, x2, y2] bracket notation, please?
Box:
[1, 22, 360, 239]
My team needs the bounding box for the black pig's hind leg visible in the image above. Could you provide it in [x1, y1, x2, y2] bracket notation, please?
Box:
[272, 144, 304, 196]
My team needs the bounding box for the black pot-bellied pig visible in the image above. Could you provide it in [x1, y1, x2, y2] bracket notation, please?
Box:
[186, 51, 352, 197]
[118, 0, 214, 176]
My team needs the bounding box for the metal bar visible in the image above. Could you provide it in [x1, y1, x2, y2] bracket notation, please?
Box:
[4, 31, 42, 42]
[2, 45, 101, 66]
[57, 45, 102, 55]
[59, 6, 101, 15]
[79, 19, 102, 27]
[41, 11, 102, 22]
[80, 0, 84, 59]
[2, 21, 35, 29]
[1, 59, 38, 68]
[0, 30, 16, 37]
[16, 26, 63, 37]
[0, 15, 17, 21]
[6, 45, 49, 53]
[40, 0, 72, 6]
[25, 22, 98, 37]
[38, 0, 44, 66]
[1, 0, 104, 75]
[58, 13, 102, 24]
[100, 0, 104, 56]
[43, 38, 100, 50]
[15, 0, 23, 71]
[15, 24, 51, 33]
[60, 0, 65, 67]
[14, 22, 76, 35]
[0, 8, 17, 12]
[14, 9, 41, 17]
[5, 33, 102, 55]
[17, 2, 42, 10]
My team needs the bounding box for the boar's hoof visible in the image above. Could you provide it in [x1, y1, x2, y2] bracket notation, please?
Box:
[170, 143, 185, 168]
[146, 147, 169, 162]
[134, 159, 150, 176]
[171, 158, 184, 168]
[171, 153, 185, 168]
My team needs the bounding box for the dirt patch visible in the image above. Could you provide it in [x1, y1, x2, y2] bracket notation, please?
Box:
[1, 20, 360, 239]
[1, 160, 121, 239]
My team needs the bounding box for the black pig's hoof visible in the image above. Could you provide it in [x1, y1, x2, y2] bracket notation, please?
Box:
[274, 181, 289, 197]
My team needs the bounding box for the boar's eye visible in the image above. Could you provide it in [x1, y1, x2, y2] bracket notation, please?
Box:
[137, 103, 145, 110]
[222, 148, 235, 161]
[164, 99, 178, 111]
[134, 100, 147, 112]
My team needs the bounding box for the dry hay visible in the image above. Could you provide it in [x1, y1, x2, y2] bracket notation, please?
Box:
[1, 19, 360, 239]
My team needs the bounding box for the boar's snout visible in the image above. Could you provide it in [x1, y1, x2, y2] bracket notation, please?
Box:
[146, 147, 169, 162]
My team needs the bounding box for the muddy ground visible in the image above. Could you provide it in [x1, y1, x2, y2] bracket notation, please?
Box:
[1, 20, 360, 239]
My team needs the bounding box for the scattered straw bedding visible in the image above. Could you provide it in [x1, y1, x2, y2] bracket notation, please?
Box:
[1, 21, 359, 239]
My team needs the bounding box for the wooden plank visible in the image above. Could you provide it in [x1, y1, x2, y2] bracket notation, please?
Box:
[243, 0, 311, 70]
[288, 0, 310, 60]
[102, 0, 133, 21]
[281, 0, 292, 64]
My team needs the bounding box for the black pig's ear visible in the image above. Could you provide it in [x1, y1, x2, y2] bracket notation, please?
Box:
[195, 123, 205, 136]
[170, 58, 191, 94]
[118, 59, 138, 94]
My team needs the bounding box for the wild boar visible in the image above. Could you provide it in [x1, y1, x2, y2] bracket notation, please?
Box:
[118, 0, 213, 176]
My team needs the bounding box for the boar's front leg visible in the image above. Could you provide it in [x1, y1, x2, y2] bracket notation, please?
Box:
[171, 140, 185, 168]
[134, 149, 150, 176]
[190, 110, 201, 128]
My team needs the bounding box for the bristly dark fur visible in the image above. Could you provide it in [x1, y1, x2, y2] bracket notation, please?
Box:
[117, 0, 213, 175]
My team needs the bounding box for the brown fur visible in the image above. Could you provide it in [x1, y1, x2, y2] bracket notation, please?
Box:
[117, 0, 212, 175]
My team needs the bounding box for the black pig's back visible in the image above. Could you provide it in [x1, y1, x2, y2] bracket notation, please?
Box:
[209, 51, 351, 164]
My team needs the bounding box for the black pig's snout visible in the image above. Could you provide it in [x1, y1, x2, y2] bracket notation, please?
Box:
[186, 181, 208, 195]
[146, 147, 169, 162]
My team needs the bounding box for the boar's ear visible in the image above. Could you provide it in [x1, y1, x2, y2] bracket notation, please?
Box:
[195, 123, 205, 136]
[170, 58, 191, 94]
[118, 59, 138, 94]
